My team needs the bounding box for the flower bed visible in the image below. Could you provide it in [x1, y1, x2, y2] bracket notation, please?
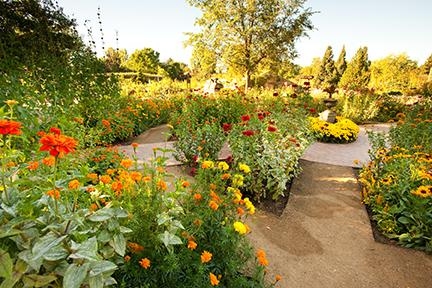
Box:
[309, 116, 360, 144]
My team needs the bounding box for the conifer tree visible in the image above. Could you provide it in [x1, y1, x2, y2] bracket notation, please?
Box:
[314, 46, 338, 90]
[339, 46, 370, 90]
[420, 53, 432, 75]
[335, 45, 347, 81]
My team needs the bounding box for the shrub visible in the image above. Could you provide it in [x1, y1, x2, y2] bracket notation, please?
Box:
[335, 90, 381, 123]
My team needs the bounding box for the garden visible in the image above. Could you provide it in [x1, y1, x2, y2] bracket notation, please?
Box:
[1, 0, 432, 287]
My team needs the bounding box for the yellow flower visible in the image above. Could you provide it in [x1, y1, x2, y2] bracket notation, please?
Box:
[244, 197, 255, 214]
[232, 174, 244, 187]
[233, 221, 247, 235]
[209, 273, 220, 286]
[202, 160, 215, 169]
[411, 185, 432, 198]
[239, 163, 251, 173]
[120, 158, 133, 169]
[217, 161, 229, 171]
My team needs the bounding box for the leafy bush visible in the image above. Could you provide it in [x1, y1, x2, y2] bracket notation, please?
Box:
[228, 110, 313, 201]
[335, 90, 381, 123]
[309, 116, 360, 144]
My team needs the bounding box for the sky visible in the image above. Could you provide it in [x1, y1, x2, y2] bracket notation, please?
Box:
[59, 0, 432, 67]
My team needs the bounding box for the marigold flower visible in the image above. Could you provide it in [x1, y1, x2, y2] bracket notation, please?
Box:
[130, 171, 142, 182]
[209, 200, 219, 211]
[275, 274, 282, 281]
[202, 160, 214, 169]
[128, 242, 144, 254]
[68, 179, 80, 189]
[187, 240, 197, 250]
[244, 197, 255, 214]
[221, 173, 231, 180]
[87, 173, 98, 181]
[242, 130, 255, 137]
[194, 193, 203, 201]
[157, 179, 167, 190]
[193, 219, 203, 226]
[39, 132, 78, 157]
[217, 161, 229, 171]
[209, 272, 220, 286]
[131, 142, 139, 148]
[111, 181, 123, 193]
[139, 258, 151, 269]
[120, 158, 133, 169]
[28, 161, 39, 171]
[233, 221, 247, 235]
[89, 203, 98, 211]
[210, 191, 221, 203]
[124, 255, 131, 262]
[237, 207, 245, 216]
[201, 251, 212, 263]
[99, 175, 112, 184]
[46, 189, 60, 200]
[232, 174, 244, 187]
[256, 249, 269, 266]
[0, 119, 22, 135]
[156, 166, 165, 173]
[238, 163, 251, 173]
[102, 119, 111, 128]
[142, 175, 152, 183]
[42, 156, 56, 166]
[181, 180, 190, 188]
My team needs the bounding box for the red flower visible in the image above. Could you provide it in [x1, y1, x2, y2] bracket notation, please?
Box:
[0, 119, 22, 135]
[257, 112, 265, 120]
[40, 131, 78, 157]
[267, 125, 277, 132]
[241, 115, 251, 122]
[242, 130, 254, 136]
[49, 127, 61, 135]
[222, 123, 232, 132]
[309, 108, 317, 114]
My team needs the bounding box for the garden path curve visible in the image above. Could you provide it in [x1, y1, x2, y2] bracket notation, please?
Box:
[117, 124, 432, 288]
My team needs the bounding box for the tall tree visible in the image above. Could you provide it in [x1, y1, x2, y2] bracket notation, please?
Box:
[190, 42, 217, 80]
[125, 48, 161, 75]
[339, 47, 370, 90]
[103, 48, 128, 72]
[369, 54, 418, 94]
[314, 46, 338, 90]
[335, 45, 347, 80]
[420, 53, 432, 75]
[0, 0, 82, 68]
[160, 58, 189, 80]
[186, 0, 314, 91]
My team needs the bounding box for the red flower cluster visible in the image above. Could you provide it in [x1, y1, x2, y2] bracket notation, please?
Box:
[39, 128, 78, 157]
[241, 115, 251, 122]
[267, 125, 277, 132]
[0, 119, 22, 135]
[222, 123, 232, 132]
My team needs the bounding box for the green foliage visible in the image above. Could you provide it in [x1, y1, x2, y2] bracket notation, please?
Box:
[190, 43, 217, 80]
[227, 109, 313, 201]
[186, 0, 315, 89]
[420, 53, 432, 75]
[335, 90, 381, 123]
[339, 47, 371, 90]
[126, 48, 161, 75]
[103, 48, 129, 72]
[314, 46, 339, 91]
[360, 105, 432, 251]
[369, 54, 418, 94]
[335, 45, 347, 81]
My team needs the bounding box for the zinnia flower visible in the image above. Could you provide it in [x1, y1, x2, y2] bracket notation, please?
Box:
[27, 161, 39, 171]
[267, 125, 277, 132]
[68, 179, 80, 189]
[46, 189, 60, 200]
[242, 130, 254, 137]
[139, 258, 151, 269]
[0, 119, 22, 135]
[241, 114, 251, 122]
[222, 123, 232, 132]
[209, 200, 219, 210]
[209, 273, 220, 286]
[39, 131, 78, 157]
[201, 251, 212, 263]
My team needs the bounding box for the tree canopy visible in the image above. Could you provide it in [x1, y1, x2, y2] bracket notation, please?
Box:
[335, 45, 347, 80]
[339, 47, 370, 90]
[314, 46, 338, 90]
[125, 48, 161, 75]
[186, 0, 314, 90]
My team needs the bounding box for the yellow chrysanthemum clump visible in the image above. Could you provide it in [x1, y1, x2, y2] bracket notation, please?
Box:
[309, 116, 359, 144]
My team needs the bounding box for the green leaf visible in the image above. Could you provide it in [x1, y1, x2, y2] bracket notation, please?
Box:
[22, 274, 57, 287]
[119, 226, 133, 234]
[89, 260, 117, 277]
[63, 263, 89, 288]
[0, 249, 13, 279]
[110, 234, 126, 256]
[31, 232, 67, 263]
[43, 245, 68, 261]
[88, 208, 114, 222]
[88, 275, 104, 288]
[159, 231, 183, 248]
[96, 230, 112, 244]
[397, 216, 411, 225]
[69, 237, 99, 261]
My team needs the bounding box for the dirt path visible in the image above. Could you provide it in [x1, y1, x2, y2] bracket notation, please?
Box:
[119, 124, 432, 287]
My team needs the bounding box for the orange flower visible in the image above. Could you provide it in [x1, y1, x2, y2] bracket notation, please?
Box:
[201, 251, 212, 263]
[46, 189, 60, 200]
[256, 249, 269, 266]
[102, 119, 111, 128]
[128, 242, 144, 253]
[139, 258, 151, 269]
[221, 173, 231, 180]
[237, 207, 245, 216]
[193, 219, 203, 226]
[106, 168, 116, 175]
[120, 158, 133, 169]
[99, 175, 112, 184]
[42, 156, 55, 166]
[181, 180, 190, 188]
[0, 119, 22, 135]
[210, 191, 221, 203]
[187, 240, 197, 250]
[156, 166, 165, 173]
[193, 193, 202, 201]
[89, 203, 98, 211]
[142, 175, 152, 183]
[68, 179, 80, 189]
[209, 183, 217, 191]
[130, 171, 142, 182]
[209, 272, 220, 286]
[209, 200, 219, 210]
[131, 142, 139, 148]
[27, 161, 39, 171]
[111, 181, 123, 195]
[39, 131, 78, 157]
[124, 255, 131, 262]
[275, 275, 282, 282]
[157, 179, 167, 190]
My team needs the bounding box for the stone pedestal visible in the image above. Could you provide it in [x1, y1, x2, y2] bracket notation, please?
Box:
[320, 98, 338, 123]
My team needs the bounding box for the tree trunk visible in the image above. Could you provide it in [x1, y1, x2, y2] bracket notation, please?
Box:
[244, 70, 251, 93]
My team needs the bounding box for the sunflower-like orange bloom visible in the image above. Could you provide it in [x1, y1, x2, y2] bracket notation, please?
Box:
[209, 273, 220, 286]
[139, 258, 151, 269]
[201, 251, 212, 263]
[0, 119, 22, 135]
[46, 189, 60, 200]
[39, 130, 78, 157]
[187, 240, 197, 250]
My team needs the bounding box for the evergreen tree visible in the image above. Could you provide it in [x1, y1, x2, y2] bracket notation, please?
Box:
[314, 46, 338, 90]
[335, 45, 347, 80]
[339, 46, 370, 90]
[420, 53, 432, 75]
